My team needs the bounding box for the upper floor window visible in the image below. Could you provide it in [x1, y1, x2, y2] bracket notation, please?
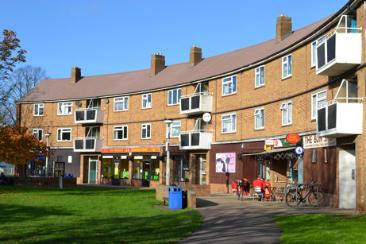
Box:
[311, 41, 317, 67]
[282, 55, 292, 79]
[166, 120, 181, 138]
[141, 123, 151, 139]
[255, 66, 265, 88]
[222, 75, 237, 96]
[113, 125, 128, 140]
[254, 108, 264, 130]
[221, 113, 236, 133]
[57, 128, 72, 141]
[57, 102, 72, 115]
[281, 101, 293, 126]
[114, 96, 129, 111]
[167, 88, 182, 106]
[33, 103, 44, 116]
[142, 93, 152, 109]
[32, 128, 43, 141]
[311, 90, 327, 120]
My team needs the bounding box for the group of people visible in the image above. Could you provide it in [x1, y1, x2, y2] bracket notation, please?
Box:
[233, 176, 272, 201]
[233, 178, 251, 200]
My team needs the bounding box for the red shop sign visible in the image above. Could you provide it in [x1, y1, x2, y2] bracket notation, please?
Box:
[286, 133, 301, 144]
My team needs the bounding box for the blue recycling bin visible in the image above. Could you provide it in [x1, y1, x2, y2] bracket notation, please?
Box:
[168, 186, 183, 209]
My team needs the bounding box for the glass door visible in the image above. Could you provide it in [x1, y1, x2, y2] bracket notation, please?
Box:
[88, 159, 98, 184]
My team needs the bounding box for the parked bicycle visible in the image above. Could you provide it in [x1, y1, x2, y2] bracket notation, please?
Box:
[285, 182, 324, 207]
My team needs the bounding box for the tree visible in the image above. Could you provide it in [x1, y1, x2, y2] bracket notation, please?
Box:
[0, 126, 47, 166]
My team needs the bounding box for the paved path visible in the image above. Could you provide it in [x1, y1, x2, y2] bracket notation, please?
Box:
[181, 194, 356, 244]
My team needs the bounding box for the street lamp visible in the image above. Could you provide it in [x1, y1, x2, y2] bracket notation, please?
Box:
[45, 131, 51, 177]
[164, 119, 172, 186]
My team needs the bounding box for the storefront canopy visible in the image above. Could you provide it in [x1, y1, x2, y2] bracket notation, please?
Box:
[241, 147, 295, 157]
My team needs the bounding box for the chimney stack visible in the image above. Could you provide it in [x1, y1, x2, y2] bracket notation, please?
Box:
[71, 66, 81, 83]
[190, 46, 202, 66]
[276, 14, 292, 42]
[150, 53, 165, 75]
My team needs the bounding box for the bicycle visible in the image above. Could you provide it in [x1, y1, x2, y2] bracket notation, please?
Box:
[285, 182, 324, 207]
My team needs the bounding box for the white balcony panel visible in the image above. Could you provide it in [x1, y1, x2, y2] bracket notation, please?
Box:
[179, 131, 212, 150]
[180, 94, 213, 115]
[74, 108, 103, 124]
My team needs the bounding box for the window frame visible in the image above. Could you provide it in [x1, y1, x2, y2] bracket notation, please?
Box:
[167, 88, 182, 106]
[114, 96, 129, 112]
[33, 103, 44, 116]
[141, 123, 152, 139]
[32, 128, 43, 141]
[311, 90, 327, 120]
[255, 66, 265, 88]
[281, 100, 293, 126]
[57, 128, 72, 142]
[221, 112, 237, 134]
[282, 54, 293, 79]
[57, 101, 73, 116]
[166, 120, 181, 138]
[254, 108, 265, 130]
[222, 75, 237, 96]
[141, 93, 152, 109]
[113, 125, 128, 141]
[311, 41, 317, 68]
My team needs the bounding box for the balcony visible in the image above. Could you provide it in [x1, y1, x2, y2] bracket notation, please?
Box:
[74, 138, 103, 152]
[180, 93, 213, 115]
[316, 15, 362, 76]
[75, 108, 103, 124]
[179, 131, 212, 150]
[317, 100, 363, 137]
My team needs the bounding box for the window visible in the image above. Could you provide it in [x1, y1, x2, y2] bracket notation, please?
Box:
[57, 128, 72, 141]
[33, 103, 44, 116]
[311, 90, 327, 120]
[114, 96, 129, 111]
[282, 55, 292, 79]
[113, 125, 128, 140]
[255, 66, 265, 87]
[32, 128, 43, 141]
[254, 108, 264, 130]
[141, 123, 151, 139]
[281, 101, 293, 126]
[222, 75, 237, 96]
[166, 120, 181, 138]
[311, 41, 317, 67]
[57, 102, 72, 115]
[167, 88, 182, 105]
[221, 113, 236, 133]
[142, 93, 152, 109]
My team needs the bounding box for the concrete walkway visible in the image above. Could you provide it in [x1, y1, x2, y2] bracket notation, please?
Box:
[181, 194, 356, 244]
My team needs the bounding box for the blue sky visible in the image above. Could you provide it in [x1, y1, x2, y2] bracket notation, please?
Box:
[0, 0, 347, 78]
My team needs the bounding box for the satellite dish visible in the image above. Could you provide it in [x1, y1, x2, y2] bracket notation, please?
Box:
[202, 112, 211, 123]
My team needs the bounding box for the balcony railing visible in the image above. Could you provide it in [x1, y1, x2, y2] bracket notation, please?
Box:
[316, 15, 362, 76]
[75, 108, 103, 124]
[74, 138, 103, 152]
[317, 99, 363, 137]
[180, 93, 213, 115]
[179, 131, 212, 150]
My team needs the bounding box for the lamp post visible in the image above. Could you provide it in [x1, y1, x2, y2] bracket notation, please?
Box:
[45, 131, 51, 177]
[164, 119, 172, 186]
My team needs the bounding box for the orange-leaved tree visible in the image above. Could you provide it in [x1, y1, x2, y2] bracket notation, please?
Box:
[0, 126, 47, 165]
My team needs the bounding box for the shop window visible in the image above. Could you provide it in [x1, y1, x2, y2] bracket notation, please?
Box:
[102, 158, 114, 179]
[133, 161, 143, 179]
[175, 157, 189, 182]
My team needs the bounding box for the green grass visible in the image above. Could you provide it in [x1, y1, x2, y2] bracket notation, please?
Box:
[275, 214, 366, 243]
[0, 186, 202, 243]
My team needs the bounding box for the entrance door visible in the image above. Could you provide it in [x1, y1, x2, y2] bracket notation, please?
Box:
[339, 149, 356, 209]
[199, 155, 207, 185]
[88, 159, 98, 184]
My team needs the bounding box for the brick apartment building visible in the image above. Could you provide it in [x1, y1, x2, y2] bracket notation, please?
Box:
[17, 0, 366, 210]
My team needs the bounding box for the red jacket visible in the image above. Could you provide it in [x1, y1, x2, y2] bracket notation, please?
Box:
[252, 178, 264, 190]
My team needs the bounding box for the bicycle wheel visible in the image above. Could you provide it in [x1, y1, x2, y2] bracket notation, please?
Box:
[286, 190, 299, 207]
[308, 191, 324, 207]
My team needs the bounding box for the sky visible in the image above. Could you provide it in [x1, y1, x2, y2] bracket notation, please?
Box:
[0, 0, 347, 79]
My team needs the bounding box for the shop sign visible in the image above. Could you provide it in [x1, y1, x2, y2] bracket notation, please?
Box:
[303, 135, 336, 149]
[295, 146, 304, 155]
[215, 152, 236, 173]
[265, 138, 295, 148]
[286, 133, 301, 144]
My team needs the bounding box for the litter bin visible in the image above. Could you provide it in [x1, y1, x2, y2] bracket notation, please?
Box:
[168, 186, 183, 209]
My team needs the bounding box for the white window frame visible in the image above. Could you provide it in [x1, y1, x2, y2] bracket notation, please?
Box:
[282, 54, 292, 79]
[113, 125, 128, 140]
[166, 120, 181, 138]
[33, 103, 44, 116]
[254, 108, 265, 130]
[281, 101, 293, 126]
[32, 128, 43, 141]
[221, 113, 237, 134]
[141, 123, 151, 139]
[114, 96, 129, 111]
[142, 93, 152, 109]
[311, 90, 327, 120]
[57, 128, 72, 142]
[57, 101, 73, 115]
[311, 41, 317, 68]
[255, 66, 265, 88]
[167, 88, 182, 106]
[222, 75, 237, 96]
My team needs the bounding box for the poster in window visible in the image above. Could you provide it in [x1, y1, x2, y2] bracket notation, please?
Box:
[215, 152, 236, 173]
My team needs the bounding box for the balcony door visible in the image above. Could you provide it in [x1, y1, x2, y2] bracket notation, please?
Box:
[339, 148, 356, 209]
[86, 126, 100, 139]
[86, 99, 101, 109]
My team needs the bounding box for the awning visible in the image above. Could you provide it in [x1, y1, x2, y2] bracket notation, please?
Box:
[242, 147, 295, 156]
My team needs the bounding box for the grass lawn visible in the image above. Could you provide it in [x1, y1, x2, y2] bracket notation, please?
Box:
[275, 214, 366, 243]
[0, 186, 201, 243]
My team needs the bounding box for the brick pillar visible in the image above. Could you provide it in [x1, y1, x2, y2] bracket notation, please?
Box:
[189, 154, 197, 184]
[128, 159, 133, 185]
[97, 156, 102, 184]
[159, 159, 165, 185]
[77, 155, 84, 184]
